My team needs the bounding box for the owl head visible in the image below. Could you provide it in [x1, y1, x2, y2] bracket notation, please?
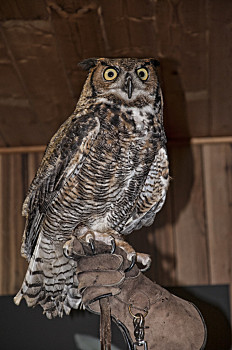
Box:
[79, 57, 160, 103]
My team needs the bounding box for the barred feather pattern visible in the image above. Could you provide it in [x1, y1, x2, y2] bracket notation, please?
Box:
[14, 58, 169, 318]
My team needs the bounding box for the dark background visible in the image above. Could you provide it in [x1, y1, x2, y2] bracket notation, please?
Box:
[0, 285, 230, 349]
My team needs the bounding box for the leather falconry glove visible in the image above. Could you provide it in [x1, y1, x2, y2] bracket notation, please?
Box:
[64, 237, 207, 350]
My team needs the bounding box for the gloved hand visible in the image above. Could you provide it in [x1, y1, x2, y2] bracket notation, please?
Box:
[64, 237, 207, 350]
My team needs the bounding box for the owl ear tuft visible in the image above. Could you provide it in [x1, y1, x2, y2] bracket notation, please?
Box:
[150, 59, 160, 67]
[78, 58, 98, 71]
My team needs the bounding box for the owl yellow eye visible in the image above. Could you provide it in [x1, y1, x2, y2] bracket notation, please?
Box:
[137, 68, 149, 81]
[103, 67, 118, 81]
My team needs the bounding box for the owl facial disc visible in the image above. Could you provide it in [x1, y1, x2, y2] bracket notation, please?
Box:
[124, 74, 133, 99]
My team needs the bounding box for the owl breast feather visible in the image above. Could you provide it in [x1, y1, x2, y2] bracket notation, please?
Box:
[41, 102, 168, 241]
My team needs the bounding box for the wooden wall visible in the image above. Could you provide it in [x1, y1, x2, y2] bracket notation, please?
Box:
[0, 0, 232, 146]
[0, 140, 231, 297]
[0, 151, 42, 294]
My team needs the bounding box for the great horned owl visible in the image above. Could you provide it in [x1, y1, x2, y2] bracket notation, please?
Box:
[14, 58, 169, 318]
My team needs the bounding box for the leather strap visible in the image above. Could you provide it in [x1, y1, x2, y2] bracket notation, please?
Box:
[100, 297, 111, 350]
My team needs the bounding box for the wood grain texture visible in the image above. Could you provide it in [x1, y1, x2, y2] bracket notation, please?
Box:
[0, 0, 232, 146]
[202, 143, 232, 284]
[208, 0, 232, 136]
[48, 11, 85, 99]
[151, 190, 176, 286]
[0, 145, 46, 154]
[0, 153, 26, 294]
[1, 19, 76, 144]
[169, 144, 209, 285]
[156, 0, 210, 138]
[0, 152, 43, 295]
[0, 0, 48, 20]
[0, 105, 45, 147]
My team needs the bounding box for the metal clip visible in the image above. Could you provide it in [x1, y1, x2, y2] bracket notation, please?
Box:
[133, 340, 148, 350]
[129, 309, 149, 350]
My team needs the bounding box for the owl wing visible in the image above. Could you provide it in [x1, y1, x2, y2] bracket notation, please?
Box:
[22, 113, 100, 259]
[121, 146, 169, 235]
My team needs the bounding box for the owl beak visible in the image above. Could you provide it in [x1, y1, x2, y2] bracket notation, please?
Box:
[125, 75, 133, 99]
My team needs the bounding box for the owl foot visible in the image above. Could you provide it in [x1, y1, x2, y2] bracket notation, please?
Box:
[63, 234, 115, 260]
[65, 226, 151, 272]
[124, 254, 136, 272]
[81, 230, 151, 272]
[109, 236, 151, 272]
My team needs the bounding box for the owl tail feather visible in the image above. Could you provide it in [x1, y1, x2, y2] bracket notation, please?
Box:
[14, 233, 82, 318]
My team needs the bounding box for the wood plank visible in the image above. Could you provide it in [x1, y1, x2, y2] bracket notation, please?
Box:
[49, 0, 96, 15]
[170, 144, 209, 285]
[169, 136, 232, 145]
[0, 0, 22, 20]
[48, 8, 87, 98]
[160, 58, 192, 139]
[1, 20, 76, 144]
[190, 137, 232, 145]
[0, 105, 48, 147]
[77, 6, 106, 58]
[202, 143, 232, 284]
[99, 0, 131, 56]
[13, 0, 48, 20]
[49, 0, 105, 59]
[0, 34, 25, 99]
[0, 155, 4, 291]
[0, 130, 6, 147]
[0, 145, 46, 154]
[0, 0, 48, 20]
[0, 151, 44, 295]
[125, 0, 158, 57]
[0, 31, 34, 147]
[0, 154, 27, 295]
[208, 0, 232, 136]
[151, 189, 176, 286]
[155, 0, 210, 138]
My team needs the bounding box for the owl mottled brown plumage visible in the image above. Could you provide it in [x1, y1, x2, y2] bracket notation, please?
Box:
[14, 58, 169, 318]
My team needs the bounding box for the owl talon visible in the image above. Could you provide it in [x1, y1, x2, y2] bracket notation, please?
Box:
[124, 254, 136, 273]
[140, 263, 150, 272]
[110, 238, 116, 254]
[88, 238, 96, 255]
[63, 239, 74, 259]
[136, 253, 151, 272]
[63, 247, 74, 260]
